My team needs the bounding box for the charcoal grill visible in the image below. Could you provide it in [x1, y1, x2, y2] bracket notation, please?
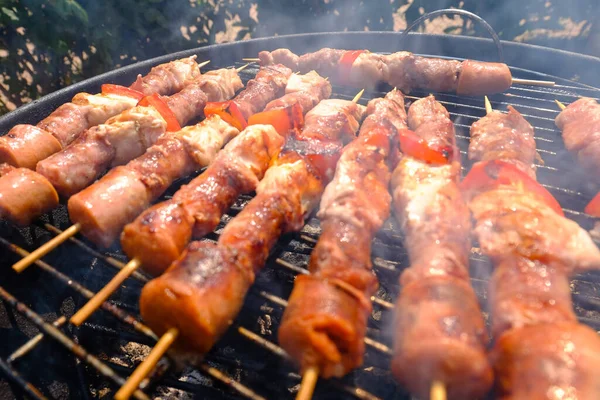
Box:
[1, 27, 600, 400]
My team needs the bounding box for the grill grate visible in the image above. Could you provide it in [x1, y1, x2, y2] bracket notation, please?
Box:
[1, 55, 600, 400]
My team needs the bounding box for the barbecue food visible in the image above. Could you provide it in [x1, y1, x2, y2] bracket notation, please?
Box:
[0, 56, 201, 169]
[463, 106, 600, 399]
[278, 89, 407, 379]
[259, 48, 512, 95]
[389, 96, 492, 400]
[37, 68, 240, 198]
[0, 164, 58, 227]
[68, 66, 299, 248]
[121, 70, 330, 274]
[139, 98, 366, 355]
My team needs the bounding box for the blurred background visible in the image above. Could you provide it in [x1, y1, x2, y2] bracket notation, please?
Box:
[0, 0, 598, 115]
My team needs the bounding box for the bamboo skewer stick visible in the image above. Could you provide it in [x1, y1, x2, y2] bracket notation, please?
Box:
[198, 60, 211, 69]
[352, 89, 365, 103]
[296, 367, 319, 400]
[114, 327, 179, 400]
[484, 95, 493, 115]
[555, 99, 567, 110]
[236, 63, 251, 72]
[70, 258, 142, 326]
[242, 58, 260, 62]
[430, 381, 447, 400]
[13, 223, 81, 273]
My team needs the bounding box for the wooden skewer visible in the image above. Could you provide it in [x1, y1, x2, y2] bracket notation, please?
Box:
[296, 366, 319, 400]
[114, 327, 179, 400]
[555, 99, 567, 110]
[484, 95, 493, 115]
[512, 77, 555, 87]
[236, 63, 251, 72]
[70, 258, 142, 326]
[13, 223, 81, 273]
[430, 381, 447, 400]
[352, 89, 365, 103]
[198, 60, 211, 69]
[242, 57, 260, 62]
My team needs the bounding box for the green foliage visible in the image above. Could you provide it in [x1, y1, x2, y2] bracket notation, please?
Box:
[0, 0, 595, 115]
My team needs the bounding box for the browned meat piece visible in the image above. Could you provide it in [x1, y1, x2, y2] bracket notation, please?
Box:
[233, 64, 292, 119]
[470, 105, 537, 176]
[297, 48, 346, 76]
[555, 97, 600, 180]
[37, 69, 241, 198]
[121, 124, 283, 275]
[258, 49, 299, 70]
[409, 57, 462, 93]
[130, 55, 200, 96]
[140, 241, 251, 354]
[0, 164, 58, 226]
[0, 125, 62, 169]
[392, 275, 493, 400]
[265, 71, 332, 113]
[491, 322, 600, 400]
[347, 52, 389, 89]
[457, 60, 512, 96]
[279, 275, 370, 378]
[390, 96, 492, 399]
[385, 51, 416, 93]
[299, 99, 365, 143]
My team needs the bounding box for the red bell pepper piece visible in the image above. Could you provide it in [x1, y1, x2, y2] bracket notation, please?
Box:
[204, 101, 248, 131]
[398, 129, 453, 165]
[101, 84, 145, 101]
[461, 160, 564, 216]
[138, 93, 181, 132]
[584, 192, 600, 217]
[247, 103, 304, 136]
[339, 50, 366, 84]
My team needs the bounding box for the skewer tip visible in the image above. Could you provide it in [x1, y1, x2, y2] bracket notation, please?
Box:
[236, 63, 251, 72]
[12, 223, 81, 273]
[198, 60, 211, 69]
[555, 99, 567, 110]
[296, 367, 319, 400]
[352, 89, 365, 103]
[484, 96, 493, 115]
[430, 381, 447, 400]
[114, 327, 179, 400]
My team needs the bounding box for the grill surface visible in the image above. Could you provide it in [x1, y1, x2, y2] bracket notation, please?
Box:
[1, 32, 600, 400]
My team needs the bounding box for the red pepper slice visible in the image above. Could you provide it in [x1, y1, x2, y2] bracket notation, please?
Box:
[101, 84, 145, 101]
[339, 50, 366, 84]
[584, 192, 600, 217]
[398, 129, 452, 165]
[204, 101, 248, 131]
[461, 160, 564, 216]
[138, 93, 181, 132]
[247, 103, 304, 136]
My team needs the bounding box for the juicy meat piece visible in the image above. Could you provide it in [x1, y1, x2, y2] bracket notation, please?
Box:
[265, 71, 332, 113]
[233, 64, 292, 119]
[469, 187, 600, 273]
[346, 52, 389, 89]
[470, 105, 537, 176]
[37, 106, 167, 197]
[278, 275, 370, 378]
[392, 275, 492, 400]
[130, 55, 200, 96]
[70, 93, 139, 135]
[457, 60, 512, 96]
[555, 97, 600, 180]
[491, 322, 600, 400]
[140, 241, 251, 354]
[0, 164, 58, 226]
[490, 257, 577, 337]
[299, 99, 366, 143]
[297, 48, 346, 77]
[258, 49, 299, 70]
[409, 57, 461, 93]
[359, 89, 407, 134]
[407, 94, 457, 155]
[121, 124, 283, 275]
[0, 125, 62, 169]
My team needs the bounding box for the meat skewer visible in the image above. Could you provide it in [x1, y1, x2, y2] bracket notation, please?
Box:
[0, 56, 206, 169]
[388, 95, 492, 400]
[554, 99, 600, 218]
[70, 70, 330, 326]
[462, 99, 600, 399]
[244, 48, 554, 95]
[10, 66, 248, 273]
[278, 89, 407, 389]
[115, 91, 366, 400]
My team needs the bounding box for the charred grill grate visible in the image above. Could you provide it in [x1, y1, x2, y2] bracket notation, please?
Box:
[1, 39, 600, 400]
